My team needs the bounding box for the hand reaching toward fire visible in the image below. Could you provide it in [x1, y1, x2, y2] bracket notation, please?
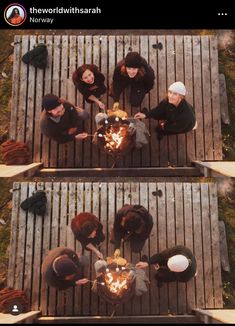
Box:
[76, 278, 89, 285]
[96, 251, 104, 259]
[98, 101, 105, 110]
[75, 132, 88, 140]
[135, 261, 149, 269]
[134, 112, 146, 119]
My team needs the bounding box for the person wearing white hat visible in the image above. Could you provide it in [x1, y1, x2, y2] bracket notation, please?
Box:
[135, 245, 197, 288]
[134, 81, 196, 140]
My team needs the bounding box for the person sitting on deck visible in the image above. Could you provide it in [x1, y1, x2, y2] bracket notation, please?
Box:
[41, 247, 89, 290]
[71, 212, 105, 259]
[72, 64, 107, 110]
[134, 81, 197, 140]
[40, 94, 89, 144]
[136, 245, 197, 288]
[110, 204, 153, 253]
[110, 52, 155, 109]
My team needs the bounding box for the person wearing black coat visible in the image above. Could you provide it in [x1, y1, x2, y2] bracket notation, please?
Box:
[41, 247, 89, 290]
[110, 52, 155, 108]
[136, 245, 197, 288]
[110, 204, 153, 253]
[71, 212, 105, 259]
[72, 64, 107, 110]
[40, 93, 89, 144]
[134, 81, 196, 140]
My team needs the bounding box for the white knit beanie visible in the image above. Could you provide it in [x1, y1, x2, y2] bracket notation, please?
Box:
[168, 81, 186, 96]
[167, 254, 189, 272]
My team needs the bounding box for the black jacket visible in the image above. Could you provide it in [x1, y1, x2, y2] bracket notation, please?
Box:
[113, 204, 153, 250]
[41, 247, 83, 291]
[148, 245, 197, 283]
[40, 101, 82, 144]
[145, 99, 196, 135]
[72, 65, 106, 102]
[112, 58, 155, 102]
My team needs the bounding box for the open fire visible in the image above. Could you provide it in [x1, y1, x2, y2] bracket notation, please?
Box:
[95, 116, 135, 158]
[96, 263, 135, 305]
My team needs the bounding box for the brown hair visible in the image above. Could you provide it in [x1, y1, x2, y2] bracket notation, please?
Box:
[71, 212, 99, 238]
[74, 64, 99, 81]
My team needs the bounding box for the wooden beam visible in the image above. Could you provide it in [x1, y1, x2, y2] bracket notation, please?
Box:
[0, 163, 42, 178]
[193, 161, 235, 177]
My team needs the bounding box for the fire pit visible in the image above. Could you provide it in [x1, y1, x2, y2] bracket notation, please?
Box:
[96, 262, 136, 305]
[94, 115, 135, 161]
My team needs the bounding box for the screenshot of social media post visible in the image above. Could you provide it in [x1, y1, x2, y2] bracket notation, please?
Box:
[0, 0, 235, 323]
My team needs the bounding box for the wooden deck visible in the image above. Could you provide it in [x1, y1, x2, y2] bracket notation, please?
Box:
[8, 181, 223, 316]
[10, 35, 222, 168]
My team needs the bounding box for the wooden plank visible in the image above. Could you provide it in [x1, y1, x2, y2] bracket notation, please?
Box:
[99, 35, 108, 167]
[0, 311, 40, 324]
[24, 182, 36, 307]
[175, 183, 187, 314]
[14, 183, 28, 290]
[25, 36, 36, 160]
[75, 36, 84, 168]
[83, 36, 92, 168]
[123, 35, 132, 168]
[219, 221, 230, 272]
[195, 309, 235, 324]
[148, 183, 159, 314]
[65, 182, 76, 316]
[157, 183, 168, 314]
[201, 183, 214, 308]
[129, 183, 141, 315]
[139, 182, 150, 315]
[48, 182, 60, 316]
[167, 36, 177, 167]
[50, 36, 61, 167]
[58, 36, 68, 168]
[165, 183, 177, 314]
[184, 36, 195, 164]
[41, 35, 53, 167]
[192, 36, 204, 161]
[31, 182, 44, 311]
[82, 183, 92, 315]
[192, 183, 205, 308]
[129, 35, 141, 168]
[56, 183, 68, 316]
[113, 35, 125, 168]
[74, 183, 84, 315]
[183, 183, 196, 312]
[7, 182, 20, 288]
[34, 35, 45, 162]
[175, 35, 187, 166]
[90, 183, 100, 315]
[209, 184, 223, 308]
[40, 182, 52, 316]
[99, 182, 108, 316]
[140, 36, 150, 168]
[157, 36, 168, 167]
[149, 35, 159, 167]
[210, 36, 223, 160]
[91, 36, 101, 168]
[67, 36, 77, 167]
[17, 35, 29, 142]
[115, 182, 125, 315]
[201, 36, 213, 160]
[219, 73, 230, 124]
[10, 35, 21, 140]
[0, 163, 42, 178]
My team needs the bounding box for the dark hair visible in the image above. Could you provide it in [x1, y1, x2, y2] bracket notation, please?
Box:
[74, 64, 98, 81]
[71, 212, 98, 238]
[123, 212, 143, 232]
[80, 221, 96, 237]
[8, 7, 20, 20]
